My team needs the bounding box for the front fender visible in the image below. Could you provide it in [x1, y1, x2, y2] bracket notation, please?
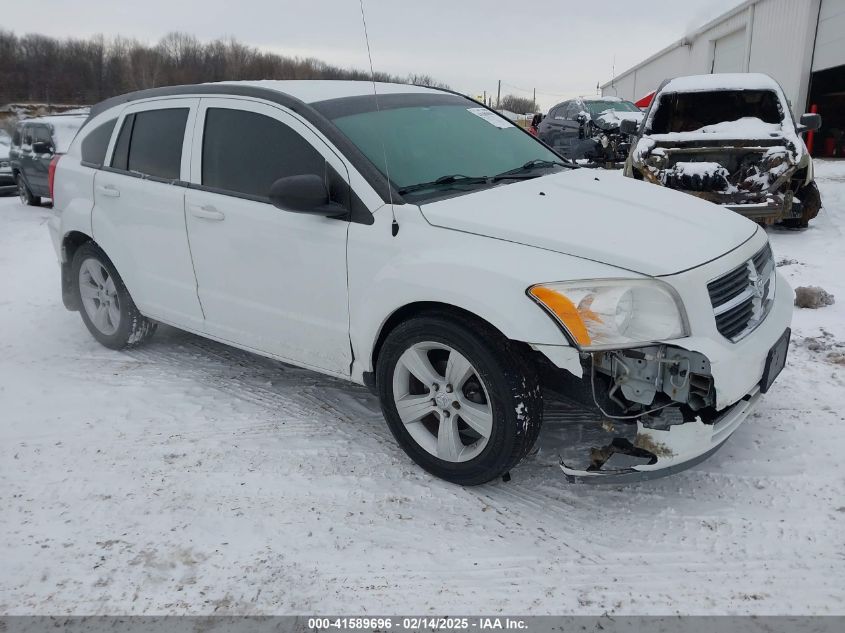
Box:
[347, 204, 627, 379]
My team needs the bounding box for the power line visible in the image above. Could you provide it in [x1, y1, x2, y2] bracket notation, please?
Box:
[500, 81, 579, 99]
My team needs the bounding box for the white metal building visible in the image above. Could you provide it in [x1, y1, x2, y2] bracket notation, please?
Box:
[601, 0, 845, 155]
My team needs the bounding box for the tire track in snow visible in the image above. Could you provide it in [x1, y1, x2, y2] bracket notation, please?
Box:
[120, 330, 395, 449]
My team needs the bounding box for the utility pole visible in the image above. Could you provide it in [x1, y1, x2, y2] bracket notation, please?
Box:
[533, 88, 536, 112]
[496, 80, 501, 109]
[483, 90, 486, 105]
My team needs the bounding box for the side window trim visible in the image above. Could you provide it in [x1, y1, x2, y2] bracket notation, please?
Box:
[186, 182, 273, 204]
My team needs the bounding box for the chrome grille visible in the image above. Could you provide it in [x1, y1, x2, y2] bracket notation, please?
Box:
[708, 244, 775, 342]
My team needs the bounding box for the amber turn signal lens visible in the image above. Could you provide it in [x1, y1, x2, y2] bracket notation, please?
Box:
[529, 286, 592, 346]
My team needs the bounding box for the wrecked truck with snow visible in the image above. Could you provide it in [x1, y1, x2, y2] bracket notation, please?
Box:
[623, 73, 822, 227]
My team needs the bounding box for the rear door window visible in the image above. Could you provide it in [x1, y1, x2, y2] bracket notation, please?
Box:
[201, 107, 325, 199]
[110, 108, 188, 180]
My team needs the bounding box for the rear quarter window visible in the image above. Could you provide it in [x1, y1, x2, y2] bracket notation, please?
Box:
[81, 118, 118, 166]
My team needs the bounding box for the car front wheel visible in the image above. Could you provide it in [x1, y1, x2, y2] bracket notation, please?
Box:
[17, 175, 41, 207]
[72, 243, 157, 350]
[782, 181, 822, 229]
[376, 313, 542, 485]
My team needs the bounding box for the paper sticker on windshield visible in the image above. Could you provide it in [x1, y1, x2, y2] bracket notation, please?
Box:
[467, 107, 512, 129]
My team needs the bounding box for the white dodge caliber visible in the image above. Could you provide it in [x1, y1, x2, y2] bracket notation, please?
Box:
[48, 81, 793, 485]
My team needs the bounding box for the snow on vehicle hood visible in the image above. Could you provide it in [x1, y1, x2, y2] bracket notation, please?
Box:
[417, 169, 758, 277]
[593, 109, 644, 131]
[638, 117, 787, 147]
[633, 116, 801, 164]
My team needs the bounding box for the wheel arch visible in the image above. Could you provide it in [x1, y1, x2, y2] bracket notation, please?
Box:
[60, 230, 96, 311]
[366, 301, 531, 388]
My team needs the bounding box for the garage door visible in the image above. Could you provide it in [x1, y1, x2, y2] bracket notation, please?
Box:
[813, 0, 845, 72]
[712, 29, 746, 73]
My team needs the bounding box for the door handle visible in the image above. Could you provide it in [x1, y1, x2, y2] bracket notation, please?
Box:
[97, 185, 120, 198]
[188, 204, 225, 221]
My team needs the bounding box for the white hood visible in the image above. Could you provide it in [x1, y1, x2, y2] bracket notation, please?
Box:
[418, 169, 759, 277]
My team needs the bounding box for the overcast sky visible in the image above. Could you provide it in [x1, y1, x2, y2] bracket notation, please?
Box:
[5, 0, 742, 110]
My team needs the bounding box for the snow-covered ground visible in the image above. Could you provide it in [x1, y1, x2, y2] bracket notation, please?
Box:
[1, 163, 844, 616]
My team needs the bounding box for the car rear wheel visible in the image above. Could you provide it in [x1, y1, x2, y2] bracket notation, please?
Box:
[72, 243, 157, 350]
[17, 175, 41, 207]
[376, 313, 542, 486]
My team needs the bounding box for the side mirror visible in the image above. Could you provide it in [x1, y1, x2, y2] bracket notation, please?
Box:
[798, 113, 821, 132]
[620, 119, 639, 135]
[269, 174, 347, 217]
[32, 141, 53, 154]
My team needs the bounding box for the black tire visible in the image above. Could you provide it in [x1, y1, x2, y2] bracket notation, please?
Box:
[376, 312, 542, 486]
[72, 242, 157, 350]
[17, 174, 41, 207]
[782, 181, 822, 229]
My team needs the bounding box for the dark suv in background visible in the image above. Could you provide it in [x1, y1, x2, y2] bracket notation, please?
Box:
[0, 130, 14, 194]
[537, 97, 644, 165]
[10, 114, 87, 205]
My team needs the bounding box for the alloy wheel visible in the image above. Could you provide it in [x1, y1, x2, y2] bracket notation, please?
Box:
[391, 342, 493, 463]
[78, 258, 121, 336]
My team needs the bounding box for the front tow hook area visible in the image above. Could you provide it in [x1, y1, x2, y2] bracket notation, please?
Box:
[558, 387, 761, 484]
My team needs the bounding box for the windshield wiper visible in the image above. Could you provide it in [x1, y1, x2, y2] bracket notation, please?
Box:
[397, 174, 491, 195]
[491, 159, 571, 181]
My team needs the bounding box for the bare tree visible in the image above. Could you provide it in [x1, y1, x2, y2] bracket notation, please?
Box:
[0, 31, 448, 105]
[500, 94, 537, 114]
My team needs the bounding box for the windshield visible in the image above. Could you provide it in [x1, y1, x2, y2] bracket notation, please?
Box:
[585, 100, 640, 115]
[649, 90, 784, 134]
[318, 94, 565, 202]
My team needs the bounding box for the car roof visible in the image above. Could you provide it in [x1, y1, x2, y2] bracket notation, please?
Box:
[214, 80, 443, 104]
[659, 73, 781, 94]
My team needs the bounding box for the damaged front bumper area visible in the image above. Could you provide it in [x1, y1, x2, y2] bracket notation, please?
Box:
[542, 317, 791, 483]
[559, 384, 762, 484]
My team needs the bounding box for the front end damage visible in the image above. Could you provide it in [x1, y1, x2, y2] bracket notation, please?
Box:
[534, 252, 792, 483]
[582, 110, 643, 166]
[541, 343, 766, 482]
[630, 138, 816, 224]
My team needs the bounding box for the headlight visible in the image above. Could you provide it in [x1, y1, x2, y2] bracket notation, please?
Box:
[528, 279, 688, 349]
